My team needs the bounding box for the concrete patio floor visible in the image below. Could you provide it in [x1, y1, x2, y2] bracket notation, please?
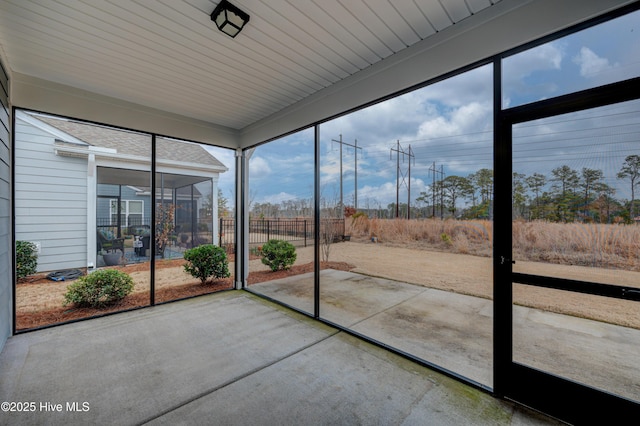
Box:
[0, 290, 564, 426]
[251, 270, 640, 401]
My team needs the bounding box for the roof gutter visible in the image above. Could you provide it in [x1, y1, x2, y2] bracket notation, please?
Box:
[54, 144, 228, 174]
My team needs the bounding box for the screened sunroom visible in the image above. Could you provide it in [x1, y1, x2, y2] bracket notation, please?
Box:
[1, 1, 639, 424]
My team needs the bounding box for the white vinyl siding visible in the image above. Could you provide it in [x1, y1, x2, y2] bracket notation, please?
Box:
[14, 118, 88, 272]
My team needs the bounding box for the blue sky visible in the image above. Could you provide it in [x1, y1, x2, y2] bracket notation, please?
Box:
[214, 10, 640, 211]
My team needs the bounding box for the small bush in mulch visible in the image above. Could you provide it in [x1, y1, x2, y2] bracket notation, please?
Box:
[17, 261, 354, 331]
[16, 241, 38, 280]
[64, 269, 134, 308]
[261, 239, 297, 272]
[183, 244, 231, 284]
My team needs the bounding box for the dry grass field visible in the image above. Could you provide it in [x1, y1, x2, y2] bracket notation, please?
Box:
[348, 217, 640, 272]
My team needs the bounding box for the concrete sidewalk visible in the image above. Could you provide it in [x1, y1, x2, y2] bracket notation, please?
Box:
[0, 291, 561, 425]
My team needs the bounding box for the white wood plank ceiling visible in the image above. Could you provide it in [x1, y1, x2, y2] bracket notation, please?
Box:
[0, 0, 501, 129]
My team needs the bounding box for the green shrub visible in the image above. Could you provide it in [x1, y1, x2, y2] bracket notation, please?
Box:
[16, 241, 38, 280]
[351, 211, 368, 221]
[183, 244, 230, 284]
[441, 233, 452, 245]
[64, 269, 134, 308]
[261, 239, 297, 271]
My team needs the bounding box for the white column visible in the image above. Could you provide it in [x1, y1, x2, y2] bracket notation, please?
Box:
[235, 147, 254, 289]
[87, 153, 97, 271]
[211, 175, 219, 248]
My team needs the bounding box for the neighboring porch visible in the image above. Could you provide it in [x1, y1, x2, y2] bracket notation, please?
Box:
[94, 167, 218, 268]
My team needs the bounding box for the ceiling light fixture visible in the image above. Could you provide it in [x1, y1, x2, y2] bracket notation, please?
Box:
[211, 0, 250, 38]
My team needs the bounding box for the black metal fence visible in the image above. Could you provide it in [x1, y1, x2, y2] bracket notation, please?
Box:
[97, 217, 346, 254]
[219, 218, 345, 251]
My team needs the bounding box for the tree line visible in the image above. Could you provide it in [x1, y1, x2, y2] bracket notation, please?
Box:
[244, 155, 640, 223]
[415, 154, 640, 223]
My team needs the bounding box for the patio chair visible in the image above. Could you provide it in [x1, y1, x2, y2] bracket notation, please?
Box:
[97, 228, 125, 254]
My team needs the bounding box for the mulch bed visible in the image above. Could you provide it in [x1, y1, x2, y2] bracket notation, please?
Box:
[16, 260, 354, 331]
[247, 261, 353, 284]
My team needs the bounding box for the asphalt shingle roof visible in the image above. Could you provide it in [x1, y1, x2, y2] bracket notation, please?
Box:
[38, 114, 227, 170]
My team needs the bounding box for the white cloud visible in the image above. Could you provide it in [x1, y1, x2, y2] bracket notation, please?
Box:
[355, 178, 428, 206]
[358, 182, 397, 205]
[257, 191, 298, 205]
[502, 42, 564, 100]
[416, 101, 492, 140]
[506, 42, 563, 77]
[573, 47, 615, 79]
[248, 156, 271, 179]
[418, 64, 493, 108]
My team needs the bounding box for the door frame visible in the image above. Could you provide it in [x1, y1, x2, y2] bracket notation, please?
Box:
[493, 76, 640, 423]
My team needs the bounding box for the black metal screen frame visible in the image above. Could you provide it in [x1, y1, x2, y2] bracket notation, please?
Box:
[494, 76, 640, 423]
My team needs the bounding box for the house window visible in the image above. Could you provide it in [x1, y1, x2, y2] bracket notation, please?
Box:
[110, 199, 144, 227]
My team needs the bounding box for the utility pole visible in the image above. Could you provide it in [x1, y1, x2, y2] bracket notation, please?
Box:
[428, 162, 445, 218]
[390, 140, 415, 219]
[354, 139, 359, 209]
[395, 140, 400, 218]
[407, 144, 413, 219]
[332, 135, 362, 211]
[330, 134, 344, 215]
[440, 164, 445, 219]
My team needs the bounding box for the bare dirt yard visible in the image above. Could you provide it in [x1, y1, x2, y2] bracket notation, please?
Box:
[292, 240, 640, 330]
[16, 240, 640, 330]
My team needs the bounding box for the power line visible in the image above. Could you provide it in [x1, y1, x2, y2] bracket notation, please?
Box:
[514, 108, 640, 129]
